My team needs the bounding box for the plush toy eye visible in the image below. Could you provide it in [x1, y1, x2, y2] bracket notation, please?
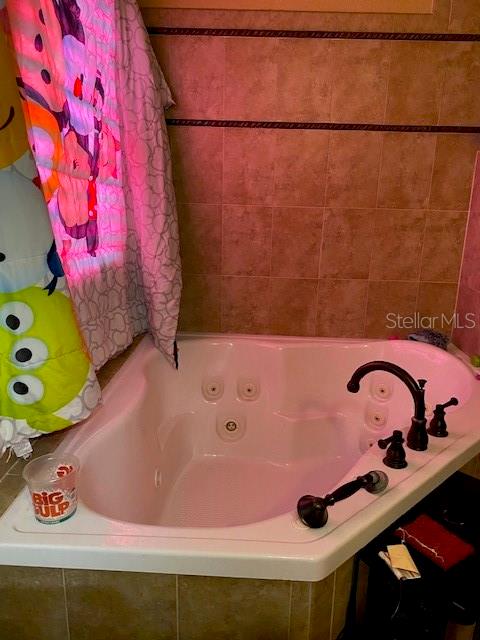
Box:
[0, 253, 5, 262]
[0, 302, 34, 334]
[10, 337, 48, 370]
[7, 375, 44, 405]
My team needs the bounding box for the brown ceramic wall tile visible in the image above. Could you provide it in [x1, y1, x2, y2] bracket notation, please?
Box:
[377, 133, 437, 209]
[0, 566, 68, 640]
[316, 279, 368, 338]
[449, 0, 480, 33]
[178, 203, 222, 274]
[309, 571, 334, 640]
[276, 39, 332, 121]
[393, 0, 451, 33]
[366, 281, 418, 338]
[385, 42, 446, 125]
[151, 35, 224, 119]
[290, 582, 311, 640]
[417, 282, 458, 334]
[65, 569, 177, 640]
[224, 37, 278, 120]
[269, 278, 318, 335]
[222, 205, 272, 276]
[169, 125, 223, 204]
[271, 207, 323, 278]
[223, 128, 275, 205]
[330, 40, 390, 123]
[421, 211, 468, 282]
[331, 559, 354, 640]
[429, 135, 478, 211]
[178, 574, 290, 640]
[320, 209, 375, 279]
[178, 274, 221, 331]
[370, 209, 426, 281]
[221, 276, 270, 333]
[440, 44, 480, 126]
[273, 130, 329, 207]
[326, 131, 382, 208]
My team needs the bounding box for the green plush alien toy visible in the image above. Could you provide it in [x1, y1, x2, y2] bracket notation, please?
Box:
[0, 286, 90, 432]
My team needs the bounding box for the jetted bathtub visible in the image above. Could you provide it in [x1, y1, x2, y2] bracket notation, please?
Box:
[1, 334, 480, 581]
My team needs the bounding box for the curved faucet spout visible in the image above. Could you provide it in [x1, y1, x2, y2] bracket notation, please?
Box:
[347, 360, 428, 451]
[347, 360, 426, 421]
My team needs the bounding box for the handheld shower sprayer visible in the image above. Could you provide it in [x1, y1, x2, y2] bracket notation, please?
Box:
[297, 470, 389, 529]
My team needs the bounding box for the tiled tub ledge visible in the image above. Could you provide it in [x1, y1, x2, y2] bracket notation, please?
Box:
[0, 561, 353, 640]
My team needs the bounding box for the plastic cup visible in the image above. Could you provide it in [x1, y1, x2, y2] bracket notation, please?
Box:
[22, 454, 80, 524]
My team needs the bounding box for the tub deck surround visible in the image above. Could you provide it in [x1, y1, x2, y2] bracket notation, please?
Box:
[1, 334, 480, 581]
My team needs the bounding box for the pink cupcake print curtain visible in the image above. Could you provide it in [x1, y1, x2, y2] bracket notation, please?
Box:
[6, 0, 182, 369]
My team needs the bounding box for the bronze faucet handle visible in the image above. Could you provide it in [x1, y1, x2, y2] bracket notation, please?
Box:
[428, 397, 459, 438]
[437, 397, 459, 411]
[378, 430, 408, 469]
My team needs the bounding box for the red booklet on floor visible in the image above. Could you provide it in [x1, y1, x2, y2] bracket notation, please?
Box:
[394, 514, 475, 570]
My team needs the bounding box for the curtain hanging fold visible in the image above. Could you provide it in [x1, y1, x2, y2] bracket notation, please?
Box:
[6, 0, 182, 370]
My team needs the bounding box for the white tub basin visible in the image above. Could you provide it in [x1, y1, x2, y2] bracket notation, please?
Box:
[1, 334, 480, 581]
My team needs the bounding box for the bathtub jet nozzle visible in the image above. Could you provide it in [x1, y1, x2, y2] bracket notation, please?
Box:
[297, 470, 389, 529]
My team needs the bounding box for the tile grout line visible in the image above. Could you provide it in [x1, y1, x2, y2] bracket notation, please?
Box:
[0, 461, 17, 484]
[306, 581, 313, 640]
[176, 574, 180, 640]
[220, 127, 225, 332]
[382, 39, 393, 126]
[62, 569, 71, 640]
[316, 121, 332, 334]
[415, 130, 437, 320]
[374, 39, 391, 210]
[447, 0, 454, 31]
[415, 215, 430, 314]
[185, 272, 461, 285]
[362, 275, 372, 339]
[287, 581, 293, 639]
[265, 126, 277, 334]
[436, 42, 449, 126]
[326, 40, 335, 131]
[219, 35, 226, 332]
[177, 200, 469, 215]
[373, 133, 386, 212]
[329, 570, 337, 640]
[315, 209, 326, 335]
[426, 134, 439, 212]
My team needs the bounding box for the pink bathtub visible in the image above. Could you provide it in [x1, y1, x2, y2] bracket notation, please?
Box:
[1, 334, 480, 581]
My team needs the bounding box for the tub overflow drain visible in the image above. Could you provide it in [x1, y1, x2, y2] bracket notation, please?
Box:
[225, 420, 238, 432]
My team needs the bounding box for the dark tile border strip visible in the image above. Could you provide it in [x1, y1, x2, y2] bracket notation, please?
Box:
[166, 119, 480, 133]
[149, 26, 480, 41]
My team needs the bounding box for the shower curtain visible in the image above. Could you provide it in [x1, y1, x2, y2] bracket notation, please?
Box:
[0, 18, 100, 457]
[5, 0, 182, 370]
